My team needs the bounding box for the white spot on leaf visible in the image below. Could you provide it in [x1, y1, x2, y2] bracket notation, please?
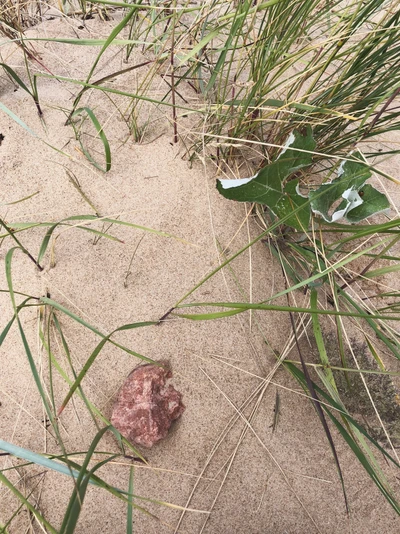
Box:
[278, 132, 295, 157]
[218, 177, 255, 189]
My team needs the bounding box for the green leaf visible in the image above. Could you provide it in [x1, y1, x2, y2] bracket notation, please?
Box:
[0, 435, 155, 520]
[0, 297, 33, 347]
[310, 289, 336, 390]
[40, 297, 157, 379]
[178, 27, 222, 65]
[284, 362, 400, 514]
[0, 64, 33, 97]
[217, 127, 316, 211]
[309, 157, 371, 222]
[0, 471, 58, 534]
[70, 5, 142, 114]
[59, 427, 117, 534]
[0, 101, 38, 137]
[218, 136, 391, 228]
[5, 249, 55, 426]
[363, 263, 400, 279]
[276, 178, 310, 231]
[0, 439, 89, 484]
[71, 107, 111, 172]
[127, 467, 135, 534]
[37, 214, 175, 264]
[345, 184, 391, 223]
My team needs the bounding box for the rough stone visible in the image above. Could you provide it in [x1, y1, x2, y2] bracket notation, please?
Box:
[111, 362, 185, 448]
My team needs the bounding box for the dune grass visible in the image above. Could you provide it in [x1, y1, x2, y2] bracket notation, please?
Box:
[1, 0, 400, 531]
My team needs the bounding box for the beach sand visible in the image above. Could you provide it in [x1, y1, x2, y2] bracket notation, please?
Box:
[1, 11, 400, 534]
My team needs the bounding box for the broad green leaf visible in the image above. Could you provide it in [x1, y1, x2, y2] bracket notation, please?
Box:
[309, 157, 370, 222]
[276, 178, 310, 231]
[345, 184, 391, 222]
[217, 132, 390, 228]
[217, 127, 316, 210]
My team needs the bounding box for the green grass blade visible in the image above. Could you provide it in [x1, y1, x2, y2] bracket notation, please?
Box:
[57, 321, 156, 416]
[0, 101, 37, 136]
[37, 214, 179, 264]
[71, 107, 112, 172]
[179, 27, 223, 65]
[59, 427, 114, 534]
[0, 297, 33, 346]
[71, 5, 142, 113]
[0, 191, 40, 206]
[0, 437, 151, 518]
[362, 264, 400, 279]
[310, 289, 336, 390]
[0, 63, 32, 96]
[175, 218, 392, 308]
[41, 296, 156, 363]
[127, 466, 135, 534]
[0, 436, 143, 505]
[5, 248, 54, 422]
[284, 362, 400, 514]
[38, 72, 198, 113]
[338, 291, 400, 359]
[286, 359, 400, 465]
[51, 313, 101, 427]
[175, 301, 400, 322]
[0, 439, 85, 481]
[0, 471, 58, 534]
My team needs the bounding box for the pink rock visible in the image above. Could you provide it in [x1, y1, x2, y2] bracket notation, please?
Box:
[111, 362, 185, 448]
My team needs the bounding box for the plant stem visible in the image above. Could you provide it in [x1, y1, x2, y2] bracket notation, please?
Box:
[170, 0, 178, 143]
[0, 218, 43, 271]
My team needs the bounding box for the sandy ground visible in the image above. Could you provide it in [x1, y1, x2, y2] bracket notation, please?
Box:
[1, 11, 400, 534]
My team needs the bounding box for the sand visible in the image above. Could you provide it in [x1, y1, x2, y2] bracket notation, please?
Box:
[1, 10, 400, 534]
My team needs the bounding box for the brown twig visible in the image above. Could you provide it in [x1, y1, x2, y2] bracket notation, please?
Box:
[157, 307, 175, 325]
[364, 86, 400, 139]
[0, 217, 43, 271]
[170, 2, 178, 144]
